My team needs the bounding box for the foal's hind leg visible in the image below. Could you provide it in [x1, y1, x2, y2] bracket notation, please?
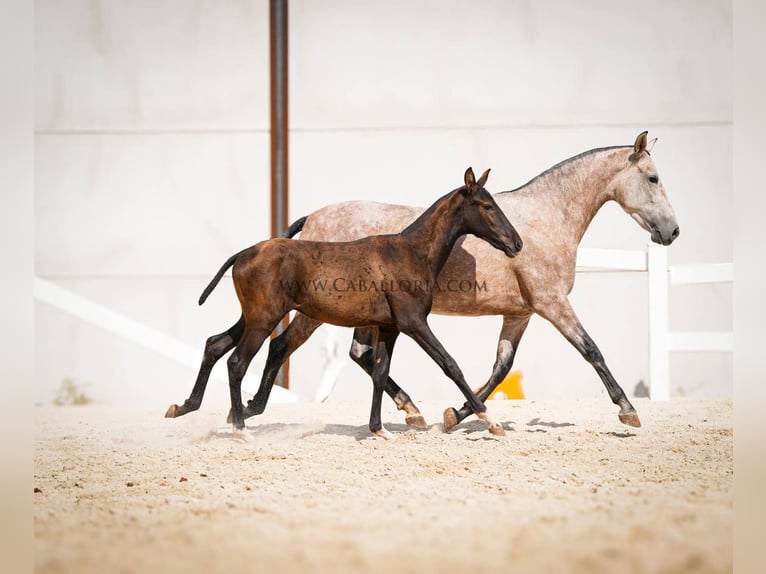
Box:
[350, 327, 427, 429]
[538, 298, 640, 427]
[233, 313, 322, 422]
[165, 316, 245, 418]
[402, 318, 504, 436]
[444, 315, 530, 432]
[228, 326, 272, 432]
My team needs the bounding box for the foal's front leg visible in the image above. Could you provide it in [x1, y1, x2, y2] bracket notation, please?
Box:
[368, 327, 400, 439]
[402, 318, 505, 436]
[350, 327, 427, 429]
[536, 298, 640, 427]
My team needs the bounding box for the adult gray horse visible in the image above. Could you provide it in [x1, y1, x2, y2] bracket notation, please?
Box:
[245, 131, 679, 432]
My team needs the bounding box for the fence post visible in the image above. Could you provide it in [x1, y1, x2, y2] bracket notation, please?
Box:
[647, 244, 670, 400]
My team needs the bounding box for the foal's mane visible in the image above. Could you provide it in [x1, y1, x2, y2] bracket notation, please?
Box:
[400, 186, 463, 235]
[499, 145, 633, 194]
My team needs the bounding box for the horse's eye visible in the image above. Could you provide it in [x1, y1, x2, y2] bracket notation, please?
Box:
[483, 204, 494, 211]
[648, 175, 659, 184]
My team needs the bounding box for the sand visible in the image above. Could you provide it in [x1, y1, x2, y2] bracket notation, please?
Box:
[34, 398, 732, 574]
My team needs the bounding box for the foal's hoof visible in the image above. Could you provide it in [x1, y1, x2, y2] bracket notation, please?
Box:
[443, 408, 459, 433]
[405, 413, 428, 429]
[228, 406, 256, 424]
[165, 404, 181, 418]
[373, 428, 396, 440]
[232, 427, 253, 443]
[618, 409, 642, 428]
[488, 423, 506, 437]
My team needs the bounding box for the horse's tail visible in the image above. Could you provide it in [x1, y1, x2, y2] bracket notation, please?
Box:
[283, 215, 307, 238]
[198, 250, 244, 306]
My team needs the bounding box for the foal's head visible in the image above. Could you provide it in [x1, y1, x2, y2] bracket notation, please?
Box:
[610, 131, 680, 246]
[458, 167, 523, 257]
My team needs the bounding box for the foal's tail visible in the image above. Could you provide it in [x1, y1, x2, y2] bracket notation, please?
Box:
[198, 251, 243, 306]
[198, 215, 307, 306]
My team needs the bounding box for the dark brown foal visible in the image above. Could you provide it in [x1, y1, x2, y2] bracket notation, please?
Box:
[166, 167, 523, 438]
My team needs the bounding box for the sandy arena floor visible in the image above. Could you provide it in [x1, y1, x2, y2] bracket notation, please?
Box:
[34, 398, 732, 574]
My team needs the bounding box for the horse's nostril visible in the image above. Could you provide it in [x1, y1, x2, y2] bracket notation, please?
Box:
[671, 227, 680, 241]
[515, 238, 523, 252]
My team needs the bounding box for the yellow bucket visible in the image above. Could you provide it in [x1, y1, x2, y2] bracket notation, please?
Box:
[482, 370, 524, 400]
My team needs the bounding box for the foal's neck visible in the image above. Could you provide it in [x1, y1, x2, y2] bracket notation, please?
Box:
[399, 191, 466, 279]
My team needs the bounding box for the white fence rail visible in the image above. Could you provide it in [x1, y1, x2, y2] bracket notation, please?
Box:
[577, 245, 733, 401]
[33, 277, 299, 403]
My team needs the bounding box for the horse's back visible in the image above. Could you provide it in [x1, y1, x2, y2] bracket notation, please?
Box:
[301, 201, 423, 241]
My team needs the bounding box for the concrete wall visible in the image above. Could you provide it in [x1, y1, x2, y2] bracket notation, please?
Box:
[35, 0, 732, 408]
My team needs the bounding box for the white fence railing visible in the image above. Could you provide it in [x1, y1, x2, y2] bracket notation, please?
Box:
[577, 245, 733, 401]
[33, 277, 299, 403]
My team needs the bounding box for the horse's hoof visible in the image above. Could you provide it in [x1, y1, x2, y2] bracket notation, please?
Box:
[225, 409, 233, 424]
[165, 404, 180, 418]
[618, 410, 642, 428]
[443, 408, 459, 433]
[488, 423, 506, 437]
[405, 413, 428, 429]
[373, 428, 396, 440]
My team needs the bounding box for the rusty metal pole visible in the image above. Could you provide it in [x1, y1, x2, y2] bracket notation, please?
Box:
[270, 0, 289, 388]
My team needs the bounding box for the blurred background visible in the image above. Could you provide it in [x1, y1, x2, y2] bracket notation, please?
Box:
[34, 0, 732, 408]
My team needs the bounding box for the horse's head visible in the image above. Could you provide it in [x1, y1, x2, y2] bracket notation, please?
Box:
[460, 167, 523, 257]
[611, 131, 680, 246]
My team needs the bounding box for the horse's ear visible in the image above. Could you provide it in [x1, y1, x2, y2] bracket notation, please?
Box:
[464, 167, 476, 190]
[629, 131, 649, 162]
[476, 168, 491, 188]
[633, 131, 648, 154]
[647, 137, 658, 153]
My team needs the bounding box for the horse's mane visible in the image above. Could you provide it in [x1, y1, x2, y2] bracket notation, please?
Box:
[499, 145, 632, 194]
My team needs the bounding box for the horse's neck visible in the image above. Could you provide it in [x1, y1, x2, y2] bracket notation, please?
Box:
[400, 192, 463, 278]
[509, 148, 628, 246]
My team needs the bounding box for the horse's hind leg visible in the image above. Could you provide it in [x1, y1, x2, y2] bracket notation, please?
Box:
[444, 315, 530, 432]
[402, 318, 504, 436]
[165, 316, 245, 418]
[538, 299, 640, 427]
[227, 326, 272, 432]
[350, 327, 427, 429]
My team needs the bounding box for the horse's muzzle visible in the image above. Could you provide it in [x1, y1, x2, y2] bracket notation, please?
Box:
[651, 226, 680, 246]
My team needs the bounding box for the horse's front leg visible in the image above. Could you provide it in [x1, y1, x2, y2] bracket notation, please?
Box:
[443, 314, 531, 432]
[402, 318, 505, 436]
[350, 327, 427, 429]
[537, 298, 640, 427]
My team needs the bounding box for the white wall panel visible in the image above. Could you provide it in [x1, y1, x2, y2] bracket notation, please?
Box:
[291, 0, 731, 129]
[36, 0, 269, 130]
[36, 134, 270, 275]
